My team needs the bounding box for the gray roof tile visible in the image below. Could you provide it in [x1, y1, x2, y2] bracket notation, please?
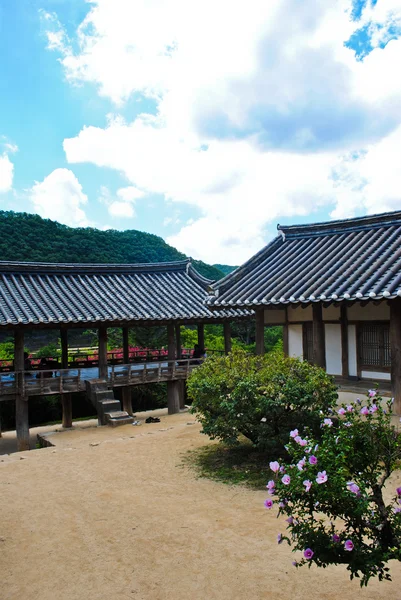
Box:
[0, 260, 250, 326]
[209, 211, 401, 307]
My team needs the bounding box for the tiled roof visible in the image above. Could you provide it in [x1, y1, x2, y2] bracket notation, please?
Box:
[208, 211, 401, 308]
[0, 260, 250, 326]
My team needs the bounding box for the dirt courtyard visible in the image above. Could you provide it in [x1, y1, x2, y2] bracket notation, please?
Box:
[1, 410, 400, 600]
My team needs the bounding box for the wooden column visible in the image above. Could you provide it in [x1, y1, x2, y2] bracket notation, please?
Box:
[122, 386, 133, 416]
[255, 310, 265, 355]
[167, 380, 181, 414]
[197, 324, 205, 352]
[283, 308, 289, 356]
[175, 324, 182, 359]
[340, 304, 349, 378]
[60, 328, 69, 369]
[61, 393, 73, 428]
[312, 303, 326, 369]
[223, 322, 232, 355]
[167, 324, 182, 413]
[98, 325, 108, 379]
[167, 323, 176, 360]
[15, 329, 29, 452]
[122, 326, 129, 364]
[390, 298, 401, 415]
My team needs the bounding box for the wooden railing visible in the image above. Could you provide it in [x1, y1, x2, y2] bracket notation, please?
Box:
[0, 358, 202, 397]
[0, 348, 224, 373]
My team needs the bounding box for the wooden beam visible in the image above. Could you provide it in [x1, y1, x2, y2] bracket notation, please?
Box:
[121, 386, 133, 416]
[390, 298, 401, 415]
[167, 323, 176, 360]
[98, 324, 108, 379]
[175, 324, 182, 359]
[15, 329, 30, 451]
[197, 324, 205, 352]
[223, 322, 232, 355]
[61, 393, 73, 428]
[255, 310, 265, 355]
[60, 328, 69, 369]
[312, 303, 326, 369]
[283, 308, 289, 356]
[122, 326, 129, 364]
[340, 304, 349, 378]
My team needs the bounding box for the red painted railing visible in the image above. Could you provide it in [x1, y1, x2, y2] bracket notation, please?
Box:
[0, 347, 224, 373]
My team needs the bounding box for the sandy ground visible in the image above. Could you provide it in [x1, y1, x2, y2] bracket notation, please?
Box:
[1, 409, 401, 600]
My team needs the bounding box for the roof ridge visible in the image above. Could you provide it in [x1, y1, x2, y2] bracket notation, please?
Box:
[278, 210, 401, 238]
[0, 259, 191, 274]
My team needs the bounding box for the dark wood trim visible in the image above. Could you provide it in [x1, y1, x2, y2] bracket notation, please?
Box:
[60, 328, 69, 370]
[359, 365, 391, 373]
[98, 324, 108, 379]
[122, 386, 133, 416]
[197, 324, 205, 352]
[61, 393, 73, 428]
[283, 308, 289, 356]
[15, 329, 29, 451]
[390, 298, 401, 414]
[340, 304, 349, 378]
[255, 310, 265, 355]
[175, 324, 182, 359]
[122, 327, 130, 364]
[312, 304, 326, 369]
[223, 322, 232, 355]
[302, 323, 308, 361]
[167, 324, 176, 360]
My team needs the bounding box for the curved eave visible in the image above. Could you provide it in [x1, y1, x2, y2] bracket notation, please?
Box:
[210, 293, 399, 309]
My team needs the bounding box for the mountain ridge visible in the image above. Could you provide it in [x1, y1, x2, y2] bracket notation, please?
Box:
[0, 211, 234, 281]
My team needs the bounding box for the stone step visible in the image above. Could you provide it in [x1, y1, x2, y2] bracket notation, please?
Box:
[95, 390, 115, 402]
[99, 399, 121, 412]
[104, 411, 134, 427]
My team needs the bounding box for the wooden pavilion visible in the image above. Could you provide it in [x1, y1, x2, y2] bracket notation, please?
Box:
[207, 210, 401, 414]
[0, 259, 250, 450]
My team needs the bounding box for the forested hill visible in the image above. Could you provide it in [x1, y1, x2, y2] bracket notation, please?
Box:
[0, 211, 232, 280]
[213, 264, 238, 276]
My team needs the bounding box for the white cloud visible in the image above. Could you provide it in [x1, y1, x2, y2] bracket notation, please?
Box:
[30, 168, 89, 226]
[47, 0, 401, 262]
[117, 186, 144, 202]
[0, 153, 14, 194]
[108, 201, 135, 218]
[98, 184, 137, 219]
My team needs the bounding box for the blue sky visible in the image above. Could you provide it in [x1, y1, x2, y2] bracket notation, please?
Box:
[0, 0, 400, 264]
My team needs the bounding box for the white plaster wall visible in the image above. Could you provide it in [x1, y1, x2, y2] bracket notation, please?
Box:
[347, 302, 390, 321]
[361, 371, 391, 381]
[288, 305, 312, 322]
[288, 324, 303, 359]
[264, 309, 286, 324]
[323, 305, 340, 321]
[348, 324, 357, 376]
[325, 324, 342, 375]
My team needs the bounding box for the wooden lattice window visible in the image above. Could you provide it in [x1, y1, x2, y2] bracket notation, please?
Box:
[303, 322, 314, 363]
[358, 323, 391, 371]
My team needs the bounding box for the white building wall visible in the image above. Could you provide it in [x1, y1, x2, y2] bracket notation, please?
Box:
[325, 324, 342, 375]
[348, 324, 357, 376]
[288, 324, 303, 359]
[361, 371, 391, 381]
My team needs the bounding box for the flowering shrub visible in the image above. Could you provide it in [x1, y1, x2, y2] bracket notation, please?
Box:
[187, 349, 337, 451]
[266, 392, 401, 586]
